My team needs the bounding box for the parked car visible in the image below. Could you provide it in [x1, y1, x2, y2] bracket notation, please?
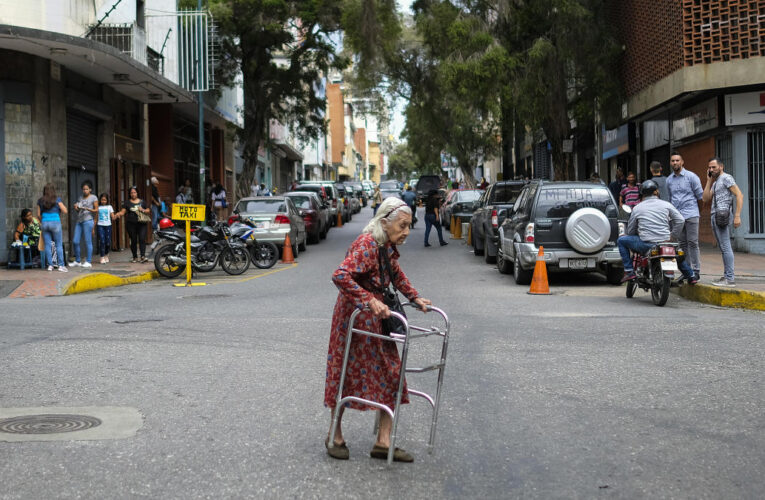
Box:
[470, 180, 527, 263]
[300, 181, 340, 226]
[379, 180, 400, 191]
[289, 183, 330, 230]
[345, 181, 367, 207]
[362, 180, 375, 199]
[381, 187, 402, 200]
[333, 182, 353, 222]
[231, 196, 308, 257]
[441, 189, 483, 228]
[415, 175, 442, 205]
[497, 180, 625, 285]
[285, 191, 328, 243]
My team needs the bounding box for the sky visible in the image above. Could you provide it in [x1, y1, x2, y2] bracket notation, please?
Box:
[389, 0, 415, 143]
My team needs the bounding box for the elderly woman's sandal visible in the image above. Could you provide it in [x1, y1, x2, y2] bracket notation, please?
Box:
[370, 444, 414, 462]
[325, 437, 349, 460]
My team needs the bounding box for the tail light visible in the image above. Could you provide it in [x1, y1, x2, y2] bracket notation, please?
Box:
[491, 209, 498, 228]
[618, 222, 625, 236]
[344, 198, 349, 207]
[274, 214, 291, 225]
[524, 223, 535, 243]
[302, 210, 314, 220]
[659, 245, 676, 256]
[228, 215, 240, 225]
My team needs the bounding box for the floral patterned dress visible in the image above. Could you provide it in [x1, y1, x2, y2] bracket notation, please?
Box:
[324, 233, 420, 410]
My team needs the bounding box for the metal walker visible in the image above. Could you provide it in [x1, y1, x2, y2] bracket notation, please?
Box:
[329, 303, 450, 465]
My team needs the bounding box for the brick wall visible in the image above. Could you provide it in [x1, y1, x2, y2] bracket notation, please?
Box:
[612, 0, 765, 97]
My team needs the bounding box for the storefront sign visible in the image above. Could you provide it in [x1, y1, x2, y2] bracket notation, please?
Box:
[725, 91, 765, 126]
[672, 98, 717, 141]
[602, 123, 632, 160]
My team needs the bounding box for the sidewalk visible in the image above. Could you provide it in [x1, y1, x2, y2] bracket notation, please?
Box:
[674, 243, 765, 311]
[1, 248, 157, 298]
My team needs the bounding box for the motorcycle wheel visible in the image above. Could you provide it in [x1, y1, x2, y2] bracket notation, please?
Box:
[651, 262, 671, 306]
[220, 247, 250, 275]
[251, 242, 279, 269]
[154, 244, 185, 278]
[626, 280, 637, 298]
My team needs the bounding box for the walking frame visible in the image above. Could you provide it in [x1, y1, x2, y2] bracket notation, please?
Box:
[329, 302, 450, 465]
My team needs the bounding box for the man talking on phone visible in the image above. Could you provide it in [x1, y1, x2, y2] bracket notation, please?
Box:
[702, 157, 744, 287]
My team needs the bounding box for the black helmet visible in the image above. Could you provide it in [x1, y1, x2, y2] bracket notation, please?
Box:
[640, 179, 659, 197]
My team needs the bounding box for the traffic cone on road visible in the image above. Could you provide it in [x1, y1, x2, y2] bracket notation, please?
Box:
[281, 234, 295, 264]
[336, 209, 343, 228]
[528, 246, 550, 295]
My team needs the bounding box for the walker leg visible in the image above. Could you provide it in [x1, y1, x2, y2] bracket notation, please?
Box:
[389, 334, 412, 465]
[373, 410, 380, 436]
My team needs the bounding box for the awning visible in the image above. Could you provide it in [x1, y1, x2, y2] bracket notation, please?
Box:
[0, 24, 193, 104]
[275, 141, 303, 161]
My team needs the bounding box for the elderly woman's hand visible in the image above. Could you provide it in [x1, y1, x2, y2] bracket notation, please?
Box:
[368, 297, 391, 319]
[413, 297, 431, 312]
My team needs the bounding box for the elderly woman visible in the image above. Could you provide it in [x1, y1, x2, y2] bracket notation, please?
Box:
[324, 197, 432, 462]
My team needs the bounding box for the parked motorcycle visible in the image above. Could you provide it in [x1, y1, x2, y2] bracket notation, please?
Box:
[228, 220, 279, 269]
[154, 219, 250, 278]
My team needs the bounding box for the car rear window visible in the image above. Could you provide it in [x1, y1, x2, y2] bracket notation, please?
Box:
[490, 185, 524, 204]
[238, 200, 287, 213]
[535, 188, 616, 218]
[456, 190, 482, 202]
[286, 196, 311, 209]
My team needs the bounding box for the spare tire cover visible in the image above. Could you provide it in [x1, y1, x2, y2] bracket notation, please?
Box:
[564, 208, 611, 253]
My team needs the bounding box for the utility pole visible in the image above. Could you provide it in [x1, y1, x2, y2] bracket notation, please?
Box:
[197, 0, 206, 215]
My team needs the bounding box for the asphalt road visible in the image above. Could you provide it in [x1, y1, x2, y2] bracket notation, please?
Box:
[1, 206, 763, 499]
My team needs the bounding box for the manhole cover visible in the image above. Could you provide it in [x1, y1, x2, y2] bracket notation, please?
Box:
[0, 414, 102, 434]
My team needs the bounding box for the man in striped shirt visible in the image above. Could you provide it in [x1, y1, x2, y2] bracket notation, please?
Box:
[619, 172, 640, 209]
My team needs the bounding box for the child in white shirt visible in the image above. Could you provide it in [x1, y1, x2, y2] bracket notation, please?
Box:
[97, 193, 115, 264]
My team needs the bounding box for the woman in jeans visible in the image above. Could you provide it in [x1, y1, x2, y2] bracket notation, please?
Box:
[71, 180, 99, 268]
[36, 183, 69, 272]
[115, 186, 151, 262]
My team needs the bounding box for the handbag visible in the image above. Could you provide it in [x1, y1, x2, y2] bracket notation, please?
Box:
[712, 185, 730, 228]
[136, 205, 151, 223]
[378, 247, 407, 336]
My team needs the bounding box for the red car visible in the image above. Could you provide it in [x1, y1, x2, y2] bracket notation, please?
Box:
[285, 192, 328, 243]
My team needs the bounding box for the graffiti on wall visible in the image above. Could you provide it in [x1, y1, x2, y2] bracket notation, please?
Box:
[6, 157, 36, 175]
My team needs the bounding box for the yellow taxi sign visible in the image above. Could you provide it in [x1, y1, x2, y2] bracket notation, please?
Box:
[172, 203, 206, 221]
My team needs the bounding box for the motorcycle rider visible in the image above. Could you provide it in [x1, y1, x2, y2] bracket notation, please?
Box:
[617, 180, 698, 285]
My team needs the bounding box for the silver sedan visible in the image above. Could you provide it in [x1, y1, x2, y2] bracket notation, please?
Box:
[232, 197, 308, 257]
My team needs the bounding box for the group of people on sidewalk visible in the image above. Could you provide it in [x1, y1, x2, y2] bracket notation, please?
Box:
[616, 152, 743, 287]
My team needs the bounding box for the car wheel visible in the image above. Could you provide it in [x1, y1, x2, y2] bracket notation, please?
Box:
[497, 243, 513, 274]
[605, 264, 622, 285]
[473, 226, 484, 256]
[514, 248, 533, 285]
[484, 235, 496, 264]
[291, 241, 299, 259]
[298, 233, 307, 252]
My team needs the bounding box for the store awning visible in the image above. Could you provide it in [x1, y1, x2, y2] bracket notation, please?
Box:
[275, 141, 303, 161]
[0, 25, 193, 104]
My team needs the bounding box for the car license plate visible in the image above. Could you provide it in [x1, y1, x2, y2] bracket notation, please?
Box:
[660, 259, 678, 271]
[568, 258, 588, 269]
[254, 221, 270, 229]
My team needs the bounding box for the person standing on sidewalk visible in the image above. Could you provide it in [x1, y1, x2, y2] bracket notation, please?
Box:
[609, 168, 626, 202]
[667, 152, 704, 279]
[650, 161, 670, 201]
[115, 186, 151, 263]
[619, 172, 641, 209]
[423, 189, 448, 247]
[71, 180, 98, 268]
[97, 193, 115, 264]
[36, 183, 68, 272]
[372, 186, 382, 216]
[702, 157, 744, 287]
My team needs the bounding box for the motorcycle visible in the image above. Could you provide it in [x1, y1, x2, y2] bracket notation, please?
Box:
[621, 206, 685, 307]
[228, 220, 279, 269]
[625, 241, 684, 306]
[154, 219, 250, 278]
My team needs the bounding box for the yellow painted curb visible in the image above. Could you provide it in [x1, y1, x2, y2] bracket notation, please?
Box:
[64, 271, 159, 296]
[673, 284, 765, 311]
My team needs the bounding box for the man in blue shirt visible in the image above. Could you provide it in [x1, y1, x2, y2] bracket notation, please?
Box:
[666, 152, 703, 279]
[401, 185, 417, 228]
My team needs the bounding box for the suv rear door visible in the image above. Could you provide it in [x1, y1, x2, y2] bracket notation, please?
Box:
[532, 187, 618, 250]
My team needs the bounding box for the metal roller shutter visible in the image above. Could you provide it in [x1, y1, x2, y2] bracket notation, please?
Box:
[66, 110, 98, 170]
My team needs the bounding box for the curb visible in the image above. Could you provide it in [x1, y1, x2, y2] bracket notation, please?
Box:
[63, 271, 159, 296]
[673, 283, 765, 311]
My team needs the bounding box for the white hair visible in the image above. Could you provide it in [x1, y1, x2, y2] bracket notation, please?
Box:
[363, 197, 412, 244]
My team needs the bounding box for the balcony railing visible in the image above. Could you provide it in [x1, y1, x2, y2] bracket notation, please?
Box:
[87, 23, 164, 75]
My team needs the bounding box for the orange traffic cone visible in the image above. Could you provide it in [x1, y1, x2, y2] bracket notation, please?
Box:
[528, 246, 550, 295]
[281, 234, 295, 264]
[336, 209, 343, 228]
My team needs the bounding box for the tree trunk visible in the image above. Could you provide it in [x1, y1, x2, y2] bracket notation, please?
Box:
[458, 159, 476, 188]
